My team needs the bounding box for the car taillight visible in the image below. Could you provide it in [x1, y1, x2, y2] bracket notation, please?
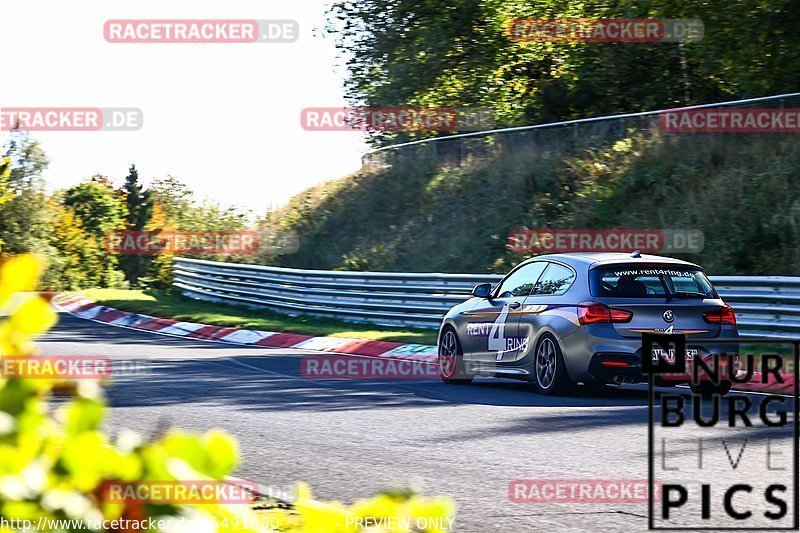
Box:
[703, 305, 737, 325]
[578, 302, 633, 324]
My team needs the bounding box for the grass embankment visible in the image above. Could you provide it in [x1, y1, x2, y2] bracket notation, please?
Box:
[81, 289, 439, 345]
[255, 130, 800, 276]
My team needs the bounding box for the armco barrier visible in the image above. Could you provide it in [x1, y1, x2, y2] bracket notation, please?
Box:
[173, 257, 800, 338]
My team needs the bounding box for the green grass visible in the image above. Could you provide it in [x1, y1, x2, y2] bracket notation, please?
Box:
[255, 129, 800, 276]
[81, 289, 438, 345]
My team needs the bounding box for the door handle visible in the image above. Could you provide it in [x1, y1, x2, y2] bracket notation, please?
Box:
[509, 301, 521, 309]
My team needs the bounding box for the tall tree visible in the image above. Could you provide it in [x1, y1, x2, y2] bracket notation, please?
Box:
[0, 157, 12, 210]
[149, 176, 249, 231]
[62, 179, 128, 287]
[327, 0, 800, 146]
[0, 130, 53, 255]
[45, 200, 106, 290]
[119, 164, 153, 285]
[144, 176, 252, 287]
[63, 180, 127, 237]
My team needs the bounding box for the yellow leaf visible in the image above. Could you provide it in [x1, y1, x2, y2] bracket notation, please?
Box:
[9, 297, 57, 336]
[0, 255, 43, 304]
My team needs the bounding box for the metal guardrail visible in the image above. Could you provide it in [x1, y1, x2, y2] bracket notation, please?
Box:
[174, 257, 800, 339]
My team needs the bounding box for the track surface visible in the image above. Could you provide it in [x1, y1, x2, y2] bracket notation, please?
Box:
[37, 313, 797, 532]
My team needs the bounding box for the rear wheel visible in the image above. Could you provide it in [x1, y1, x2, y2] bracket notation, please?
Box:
[534, 334, 573, 395]
[439, 328, 474, 384]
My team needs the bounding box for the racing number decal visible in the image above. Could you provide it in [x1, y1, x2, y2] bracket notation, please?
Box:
[488, 305, 509, 361]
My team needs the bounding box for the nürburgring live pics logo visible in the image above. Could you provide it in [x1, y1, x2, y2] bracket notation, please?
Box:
[645, 333, 799, 530]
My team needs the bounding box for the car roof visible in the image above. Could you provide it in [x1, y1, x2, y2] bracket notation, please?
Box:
[521, 252, 701, 270]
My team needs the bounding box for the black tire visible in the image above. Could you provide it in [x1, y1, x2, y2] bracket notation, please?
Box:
[438, 327, 474, 384]
[533, 333, 574, 395]
[690, 381, 732, 397]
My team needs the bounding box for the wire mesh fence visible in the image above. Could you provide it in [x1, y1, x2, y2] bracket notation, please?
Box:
[362, 93, 800, 169]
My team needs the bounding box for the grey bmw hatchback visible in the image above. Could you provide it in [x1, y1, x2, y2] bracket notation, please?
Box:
[437, 252, 739, 395]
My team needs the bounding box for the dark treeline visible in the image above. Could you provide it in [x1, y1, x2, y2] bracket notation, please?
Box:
[327, 0, 800, 145]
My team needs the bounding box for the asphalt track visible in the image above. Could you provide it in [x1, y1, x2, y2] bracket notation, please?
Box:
[37, 312, 798, 532]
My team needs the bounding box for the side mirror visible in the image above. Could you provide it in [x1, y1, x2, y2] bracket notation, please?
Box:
[471, 283, 492, 298]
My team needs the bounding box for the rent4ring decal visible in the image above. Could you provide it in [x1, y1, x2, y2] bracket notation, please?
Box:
[487, 305, 529, 360]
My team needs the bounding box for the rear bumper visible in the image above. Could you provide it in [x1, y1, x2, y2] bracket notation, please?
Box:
[587, 352, 740, 384]
[588, 352, 643, 382]
[561, 323, 739, 383]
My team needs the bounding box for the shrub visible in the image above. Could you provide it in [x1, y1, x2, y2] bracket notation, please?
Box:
[0, 254, 455, 532]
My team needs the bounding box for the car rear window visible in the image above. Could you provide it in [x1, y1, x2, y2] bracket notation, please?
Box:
[589, 264, 717, 298]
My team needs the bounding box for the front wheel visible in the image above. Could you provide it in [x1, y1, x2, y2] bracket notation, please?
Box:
[534, 334, 573, 395]
[438, 328, 474, 384]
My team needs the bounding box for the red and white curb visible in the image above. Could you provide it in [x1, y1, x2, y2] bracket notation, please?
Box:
[49, 295, 794, 394]
[52, 294, 438, 363]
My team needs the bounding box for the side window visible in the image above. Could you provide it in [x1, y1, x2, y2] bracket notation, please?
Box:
[532, 263, 576, 296]
[672, 276, 699, 292]
[495, 262, 547, 298]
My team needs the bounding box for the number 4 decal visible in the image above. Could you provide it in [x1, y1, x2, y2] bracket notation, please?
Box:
[488, 305, 509, 360]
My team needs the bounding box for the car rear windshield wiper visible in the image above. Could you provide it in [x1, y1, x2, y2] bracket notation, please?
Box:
[666, 291, 708, 301]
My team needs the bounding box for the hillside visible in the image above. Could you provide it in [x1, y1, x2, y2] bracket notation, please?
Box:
[256, 129, 800, 276]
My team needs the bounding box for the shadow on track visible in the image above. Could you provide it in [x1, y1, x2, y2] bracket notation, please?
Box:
[49, 314, 792, 442]
[47, 315, 652, 414]
[104, 351, 652, 421]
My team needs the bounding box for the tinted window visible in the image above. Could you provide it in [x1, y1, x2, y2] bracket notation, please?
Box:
[532, 263, 575, 295]
[589, 264, 717, 298]
[496, 262, 547, 298]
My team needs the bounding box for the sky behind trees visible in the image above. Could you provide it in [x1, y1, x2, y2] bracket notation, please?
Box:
[2, 0, 366, 212]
